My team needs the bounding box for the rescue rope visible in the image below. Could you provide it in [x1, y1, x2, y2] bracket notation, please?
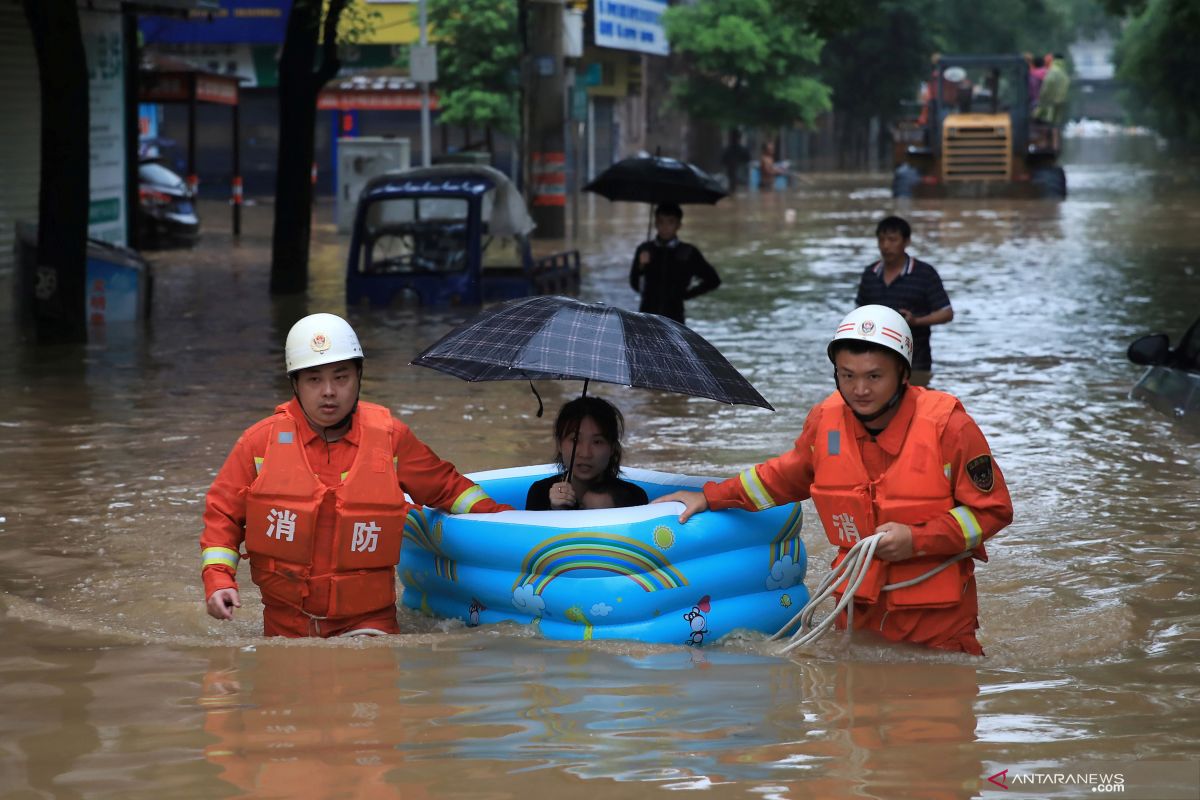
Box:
[771, 535, 973, 654]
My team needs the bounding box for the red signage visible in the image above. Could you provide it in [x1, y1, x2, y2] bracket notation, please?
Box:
[317, 89, 440, 111]
[140, 71, 239, 105]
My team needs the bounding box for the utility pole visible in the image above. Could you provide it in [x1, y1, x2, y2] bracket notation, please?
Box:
[525, 0, 566, 239]
[417, 0, 432, 167]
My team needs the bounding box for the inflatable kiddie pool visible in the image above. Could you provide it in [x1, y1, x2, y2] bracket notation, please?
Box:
[399, 465, 809, 646]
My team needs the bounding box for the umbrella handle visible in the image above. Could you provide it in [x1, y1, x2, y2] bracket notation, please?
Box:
[528, 379, 544, 418]
[564, 379, 589, 484]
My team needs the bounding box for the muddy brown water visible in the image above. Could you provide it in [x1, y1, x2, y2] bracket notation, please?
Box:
[0, 137, 1197, 798]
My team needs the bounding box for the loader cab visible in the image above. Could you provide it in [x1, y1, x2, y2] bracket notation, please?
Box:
[892, 54, 1065, 199]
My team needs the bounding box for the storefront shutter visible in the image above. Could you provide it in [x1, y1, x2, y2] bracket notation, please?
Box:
[0, 6, 41, 274]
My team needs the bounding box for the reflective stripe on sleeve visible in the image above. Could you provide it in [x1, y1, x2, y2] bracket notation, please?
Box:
[202, 546, 241, 572]
[738, 467, 776, 510]
[451, 485, 489, 514]
[950, 505, 983, 550]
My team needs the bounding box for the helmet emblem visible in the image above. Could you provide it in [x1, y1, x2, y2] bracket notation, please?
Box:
[859, 320, 876, 336]
[309, 332, 331, 353]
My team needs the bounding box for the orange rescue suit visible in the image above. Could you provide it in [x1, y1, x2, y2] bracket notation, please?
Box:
[809, 389, 972, 610]
[244, 403, 407, 620]
[703, 386, 1013, 654]
[201, 398, 510, 637]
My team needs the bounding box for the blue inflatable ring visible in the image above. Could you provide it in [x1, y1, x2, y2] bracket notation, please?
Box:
[399, 465, 809, 646]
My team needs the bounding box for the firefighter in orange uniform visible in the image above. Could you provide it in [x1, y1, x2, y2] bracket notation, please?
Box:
[655, 305, 1012, 654]
[201, 313, 512, 637]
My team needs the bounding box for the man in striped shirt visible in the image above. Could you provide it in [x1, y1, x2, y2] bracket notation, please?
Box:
[855, 216, 953, 386]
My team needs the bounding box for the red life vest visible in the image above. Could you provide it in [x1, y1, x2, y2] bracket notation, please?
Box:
[809, 388, 972, 611]
[244, 402, 407, 618]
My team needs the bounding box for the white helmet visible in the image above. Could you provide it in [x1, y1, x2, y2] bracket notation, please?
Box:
[828, 305, 913, 368]
[284, 313, 364, 375]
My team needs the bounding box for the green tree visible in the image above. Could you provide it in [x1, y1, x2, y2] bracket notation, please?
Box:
[427, 0, 520, 146]
[661, 0, 832, 131]
[818, 1, 932, 167]
[1112, 0, 1200, 141]
[920, 0, 1072, 56]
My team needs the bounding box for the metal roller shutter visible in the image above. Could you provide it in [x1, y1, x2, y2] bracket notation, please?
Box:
[0, 4, 40, 274]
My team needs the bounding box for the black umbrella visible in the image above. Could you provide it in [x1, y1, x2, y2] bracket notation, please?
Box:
[411, 295, 773, 412]
[583, 155, 727, 206]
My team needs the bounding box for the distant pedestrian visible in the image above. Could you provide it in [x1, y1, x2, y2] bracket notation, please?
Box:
[758, 141, 788, 191]
[1034, 53, 1070, 128]
[854, 216, 953, 386]
[629, 203, 722, 325]
[1026, 53, 1047, 113]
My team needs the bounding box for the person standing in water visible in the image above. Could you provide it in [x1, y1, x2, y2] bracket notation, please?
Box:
[855, 216, 953, 386]
[654, 306, 1012, 655]
[629, 203, 722, 326]
[200, 313, 511, 637]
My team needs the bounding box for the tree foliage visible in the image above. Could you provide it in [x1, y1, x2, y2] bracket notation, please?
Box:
[1112, 0, 1200, 140]
[427, 0, 520, 134]
[917, 0, 1074, 56]
[661, 0, 832, 130]
[818, 3, 931, 131]
[270, 0, 349, 294]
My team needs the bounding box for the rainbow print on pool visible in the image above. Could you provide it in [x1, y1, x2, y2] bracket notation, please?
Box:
[399, 465, 809, 645]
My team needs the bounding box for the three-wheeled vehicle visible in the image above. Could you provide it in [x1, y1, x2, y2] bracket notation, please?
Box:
[346, 165, 580, 307]
[1127, 316, 1200, 431]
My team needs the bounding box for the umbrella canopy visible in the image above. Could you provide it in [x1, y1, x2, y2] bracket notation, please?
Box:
[411, 296, 773, 410]
[583, 155, 727, 206]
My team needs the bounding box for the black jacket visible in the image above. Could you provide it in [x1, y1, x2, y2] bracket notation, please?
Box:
[629, 238, 721, 324]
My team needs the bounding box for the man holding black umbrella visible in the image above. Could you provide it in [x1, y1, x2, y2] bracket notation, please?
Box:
[629, 203, 722, 325]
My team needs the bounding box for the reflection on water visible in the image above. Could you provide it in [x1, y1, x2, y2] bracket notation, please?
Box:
[0, 139, 1197, 797]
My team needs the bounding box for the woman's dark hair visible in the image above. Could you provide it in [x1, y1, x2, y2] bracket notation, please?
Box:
[553, 396, 625, 482]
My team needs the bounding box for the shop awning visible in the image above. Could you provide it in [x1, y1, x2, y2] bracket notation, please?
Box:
[318, 70, 439, 112]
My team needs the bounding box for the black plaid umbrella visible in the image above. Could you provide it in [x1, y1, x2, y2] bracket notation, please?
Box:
[411, 295, 773, 411]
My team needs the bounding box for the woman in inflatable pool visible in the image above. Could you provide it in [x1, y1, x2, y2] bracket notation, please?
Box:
[525, 397, 649, 510]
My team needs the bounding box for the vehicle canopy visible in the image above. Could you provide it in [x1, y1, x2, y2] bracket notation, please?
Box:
[359, 164, 536, 237]
[348, 164, 581, 307]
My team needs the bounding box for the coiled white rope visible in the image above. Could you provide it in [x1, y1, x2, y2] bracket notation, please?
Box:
[771, 534, 973, 654]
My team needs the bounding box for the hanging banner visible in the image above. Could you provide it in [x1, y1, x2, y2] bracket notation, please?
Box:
[139, 0, 290, 45]
[531, 152, 566, 207]
[81, 10, 127, 246]
[594, 0, 669, 56]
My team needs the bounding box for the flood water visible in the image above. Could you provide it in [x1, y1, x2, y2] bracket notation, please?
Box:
[1, 136, 1198, 799]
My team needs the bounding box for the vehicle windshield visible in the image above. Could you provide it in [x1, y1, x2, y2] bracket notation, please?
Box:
[359, 196, 470, 275]
[139, 162, 184, 188]
[938, 66, 1023, 115]
[1175, 318, 1200, 372]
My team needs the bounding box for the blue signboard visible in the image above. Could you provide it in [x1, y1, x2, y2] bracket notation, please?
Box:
[594, 0, 669, 56]
[139, 0, 289, 45]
